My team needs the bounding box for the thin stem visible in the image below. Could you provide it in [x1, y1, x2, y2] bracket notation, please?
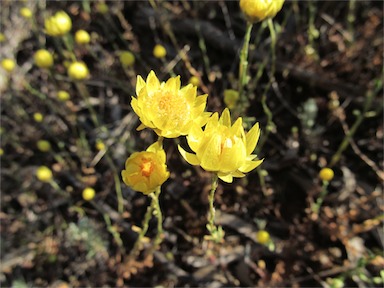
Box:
[237, 22, 253, 118]
[128, 199, 154, 260]
[256, 18, 277, 154]
[150, 187, 163, 250]
[208, 173, 218, 229]
[329, 82, 377, 167]
[312, 181, 329, 214]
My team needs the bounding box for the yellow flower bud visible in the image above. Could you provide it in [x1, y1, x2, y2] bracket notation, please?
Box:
[319, 168, 334, 182]
[0, 148, 3, 156]
[1, 58, 16, 72]
[256, 230, 270, 244]
[45, 11, 72, 37]
[0, 33, 5, 42]
[131, 71, 211, 138]
[224, 89, 239, 109]
[82, 187, 96, 201]
[36, 166, 53, 182]
[67, 62, 89, 80]
[240, 0, 285, 23]
[95, 140, 105, 151]
[153, 44, 167, 59]
[121, 141, 170, 195]
[75, 30, 91, 45]
[57, 90, 70, 101]
[37, 140, 51, 152]
[20, 7, 32, 19]
[119, 51, 135, 67]
[178, 108, 263, 183]
[188, 76, 200, 87]
[33, 113, 44, 122]
[34, 49, 54, 68]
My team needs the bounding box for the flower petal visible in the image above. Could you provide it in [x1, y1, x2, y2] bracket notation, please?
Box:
[218, 172, 233, 183]
[146, 70, 160, 94]
[246, 122, 260, 155]
[178, 145, 200, 166]
[239, 159, 263, 173]
[219, 108, 231, 127]
[136, 75, 146, 95]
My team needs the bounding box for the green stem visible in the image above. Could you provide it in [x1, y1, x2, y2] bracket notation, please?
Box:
[128, 199, 154, 260]
[256, 18, 277, 154]
[208, 174, 218, 230]
[312, 181, 329, 214]
[150, 187, 163, 250]
[237, 22, 253, 117]
[329, 83, 377, 167]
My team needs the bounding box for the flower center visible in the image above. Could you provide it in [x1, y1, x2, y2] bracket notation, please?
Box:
[153, 91, 190, 127]
[140, 159, 154, 177]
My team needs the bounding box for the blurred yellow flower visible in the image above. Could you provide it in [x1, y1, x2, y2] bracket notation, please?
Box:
[189, 76, 200, 87]
[256, 230, 270, 244]
[0, 148, 3, 156]
[75, 30, 91, 45]
[153, 44, 167, 59]
[96, 2, 109, 14]
[57, 90, 70, 101]
[319, 167, 334, 182]
[45, 11, 72, 36]
[119, 51, 135, 67]
[224, 89, 239, 109]
[240, 0, 284, 23]
[20, 7, 32, 19]
[0, 33, 5, 42]
[121, 141, 170, 195]
[34, 49, 54, 68]
[131, 70, 211, 138]
[82, 187, 95, 201]
[36, 166, 53, 182]
[67, 62, 89, 80]
[33, 113, 44, 122]
[178, 108, 263, 183]
[1, 58, 16, 72]
[37, 140, 51, 152]
[95, 140, 105, 151]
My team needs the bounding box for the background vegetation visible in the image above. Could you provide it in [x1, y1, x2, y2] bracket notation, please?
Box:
[1, 1, 383, 287]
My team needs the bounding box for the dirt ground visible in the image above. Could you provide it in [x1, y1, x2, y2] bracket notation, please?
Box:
[1, 1, 383, 287]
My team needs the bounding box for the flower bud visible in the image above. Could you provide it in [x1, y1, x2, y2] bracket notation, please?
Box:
[67, 62, 89, 80]
[34, 49, 54, 68]
[240, 0, 285, 23]
[153, 44, 167, 59]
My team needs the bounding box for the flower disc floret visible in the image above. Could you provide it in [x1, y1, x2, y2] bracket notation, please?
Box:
[178, 108, 263, 183]
[45, 11, 72, 36]
[131, 71, 211, 138]
[240, 0, 285, 23]
[121, 142, 170, 195]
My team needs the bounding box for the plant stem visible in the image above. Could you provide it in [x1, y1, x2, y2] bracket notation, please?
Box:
[128, 199, 154, 260]
[208, 173, 218, 230]
[150, 187, 163, 250]
[256, 18, 277, 154]
[237, 22, 253, 118]
[312, 181, 329, 214]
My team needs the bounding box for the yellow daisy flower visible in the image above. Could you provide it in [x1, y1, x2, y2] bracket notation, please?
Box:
[121, 141, 170, 195]
[178, 108, 263, 183]
[240, 0, 285, 23]
[131, 71, 211, 138]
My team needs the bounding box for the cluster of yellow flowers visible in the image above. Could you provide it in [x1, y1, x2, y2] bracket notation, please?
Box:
[121, 71, 263, 194]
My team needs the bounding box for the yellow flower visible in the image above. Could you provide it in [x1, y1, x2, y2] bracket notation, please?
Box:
[319, 167, 334, 182]
[75, 30, 91, 45]
[121, 141, 170, 195]
[37, 140, 51, 152]
[1, 58, 16, 72]
[67, 62, 89, 80]
[95, 140, 105, 151]
[131, 71, 211, 138]
[34, 49, 54, 68]
[20, 7, 32, 19]
[224, 89, 239, 109]
[153, 44, 167, 59]
[240, 0, 285, 23]
[119, 51, 135, 67]
[36, 166, 53, 182]
[33, 113, 44, 122]
[0, 33, 5, 42]
[57, 90, 70, 101]
[178, 108, 263, 183]
[45, 11, 72, 36]
[82, 187, 95, 201]
[189, 76, 200, 87]
[256, 230, 270, 244]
